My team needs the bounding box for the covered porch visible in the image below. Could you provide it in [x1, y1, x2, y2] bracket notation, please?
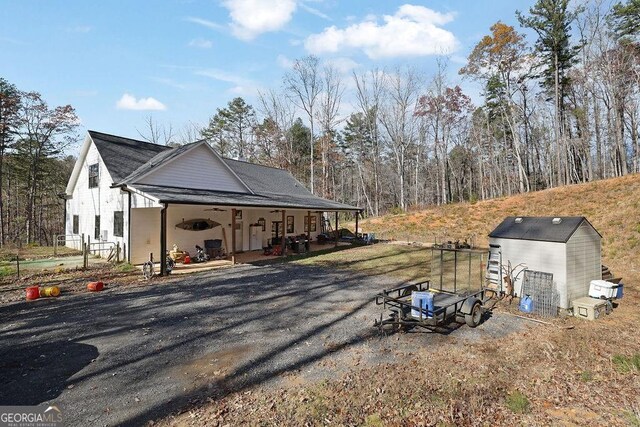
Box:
[126, 184, 361, 274]
[164, 240, 353, 274]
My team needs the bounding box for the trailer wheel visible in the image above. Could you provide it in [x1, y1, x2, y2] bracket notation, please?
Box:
[465, 302, 482, 328]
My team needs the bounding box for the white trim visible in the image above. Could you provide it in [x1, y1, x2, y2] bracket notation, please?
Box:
[127, 185, 161, 204]
[65, 134, 93, 196]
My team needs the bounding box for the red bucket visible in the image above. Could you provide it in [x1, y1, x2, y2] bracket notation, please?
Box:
[87, 281, 104, 292]
[183, 255, 191, 264]
[26, 286, 40, 301]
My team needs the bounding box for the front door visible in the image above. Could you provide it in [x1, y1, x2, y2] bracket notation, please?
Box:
[271, 221, 282, 244]
[234, 222, 243, 252]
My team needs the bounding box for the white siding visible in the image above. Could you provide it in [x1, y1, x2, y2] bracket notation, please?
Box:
[137, 144, 248, 193]
[566, 222, 601, 307]
[489, 238, 568, 307]
[65, 141, 130, 260]
[130, 208, 161, 264]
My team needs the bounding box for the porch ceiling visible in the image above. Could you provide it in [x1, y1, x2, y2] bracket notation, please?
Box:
[130, 183, 360, 212]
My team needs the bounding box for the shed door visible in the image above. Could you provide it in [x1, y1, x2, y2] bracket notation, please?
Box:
[486, 244, 502, 292]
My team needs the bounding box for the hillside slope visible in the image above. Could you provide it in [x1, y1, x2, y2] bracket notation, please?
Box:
[361, 173, 640, 267]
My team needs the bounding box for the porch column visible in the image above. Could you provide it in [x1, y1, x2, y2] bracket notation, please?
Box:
[307, 210, 311, 243]
[335, 211, 339, 247]
[160, 203, 167, 276]
[281, 209, 286, 255]
[231, 208, 236, 265]
[355, 210, 359, 239]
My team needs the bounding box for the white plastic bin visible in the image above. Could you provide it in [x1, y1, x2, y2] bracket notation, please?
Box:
[589, 280, 618, 299]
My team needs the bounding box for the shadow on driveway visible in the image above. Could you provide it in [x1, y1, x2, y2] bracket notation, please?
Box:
[0, 340, 98, 406]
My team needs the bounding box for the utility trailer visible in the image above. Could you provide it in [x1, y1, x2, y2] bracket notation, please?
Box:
[374, 281, 487, 332]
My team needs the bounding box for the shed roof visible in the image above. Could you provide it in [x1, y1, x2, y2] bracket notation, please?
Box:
[488, 216, 601, 243]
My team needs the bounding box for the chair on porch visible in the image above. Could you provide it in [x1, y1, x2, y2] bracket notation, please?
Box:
[204, 239, 224, 259]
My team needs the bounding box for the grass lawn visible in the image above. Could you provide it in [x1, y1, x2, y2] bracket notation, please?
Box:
[0, 244, 81, 261]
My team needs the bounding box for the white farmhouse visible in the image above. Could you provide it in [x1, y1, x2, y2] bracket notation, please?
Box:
[64, 131, 359, 269]
[487, 216, 602, 309]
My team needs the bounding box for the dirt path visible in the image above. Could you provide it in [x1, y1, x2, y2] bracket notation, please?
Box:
[0, 263, 528, 426]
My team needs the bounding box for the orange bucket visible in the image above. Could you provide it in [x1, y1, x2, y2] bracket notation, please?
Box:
[87, 281, 104, 292]
[26, 286, 40, 300]
[40, 286, 61, 297]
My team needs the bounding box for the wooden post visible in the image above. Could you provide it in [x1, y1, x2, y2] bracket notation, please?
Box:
[83, 243, 87, 269]
[16, 255, 20, 279]
[334, 211, 339, 247]
[231, 209, 236, 265]
[307, 210, 311, 247]
[54, 234, 58, 256]
[281, 210, 286, 255]
[87, 235, 91, 257]
[160, 205, 167, 276]
[81, 233, 85, 252]
[116, 242, 121, 263]
[355, 211, 359, 239]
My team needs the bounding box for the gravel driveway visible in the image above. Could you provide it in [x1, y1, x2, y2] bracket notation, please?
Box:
[0, 263, 527, 426]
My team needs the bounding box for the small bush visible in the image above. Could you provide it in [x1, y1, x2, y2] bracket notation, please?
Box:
[611, 354, 640, 373]
[389, 206, 403, 215]
[364, 413, 384, 427]
[116, 263, 136, 273]
[506, 390, 530, 414]
[580, 370, 594, 382]
[0, 265, 16, 277]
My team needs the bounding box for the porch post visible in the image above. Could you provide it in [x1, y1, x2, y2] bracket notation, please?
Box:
[355, 211, 359, 239]
[231, 208, 236, 265]
[307, 210, 311, 243]
[281, 209, 286, 255]
[334, 211, 339, 247]
[160, 203, 167, 276]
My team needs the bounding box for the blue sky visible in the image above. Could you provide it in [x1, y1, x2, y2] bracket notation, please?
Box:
[1, 0, 537, 145]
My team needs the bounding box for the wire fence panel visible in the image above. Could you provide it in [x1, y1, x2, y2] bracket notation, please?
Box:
[521, 270, 559, 317]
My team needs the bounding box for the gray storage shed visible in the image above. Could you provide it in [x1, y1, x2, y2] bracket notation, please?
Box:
[488, 216, 602, 309]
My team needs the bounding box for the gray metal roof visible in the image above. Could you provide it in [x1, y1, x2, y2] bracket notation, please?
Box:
[223, 158, 311, 197]
[489, 216, 601, 243]
[130, 183, 359, 211]
[88, 130, 359, 211]
[89, 131, 170, 182]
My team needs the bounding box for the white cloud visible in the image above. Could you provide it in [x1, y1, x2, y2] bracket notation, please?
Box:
[116, 93, 167, 111]
[222, 0, 297, 40]
[305, 4, 458, 59]
[185, 16, 225, 31]
[299, 2, 331, 20]
[325, 57, 359, 73]
[195, 69, 262, 95]
[277, 54, 294, 69]
[188, 38, 213, 48]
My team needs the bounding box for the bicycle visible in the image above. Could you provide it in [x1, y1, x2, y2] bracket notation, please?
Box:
[142, 253, 175, 280]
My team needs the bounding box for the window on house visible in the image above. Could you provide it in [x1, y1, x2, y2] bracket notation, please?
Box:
[95, 215, 101, 240]
[88, 163, 99, 188]
[73, 215, 79, 234]
[114, 211, 124, 237]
